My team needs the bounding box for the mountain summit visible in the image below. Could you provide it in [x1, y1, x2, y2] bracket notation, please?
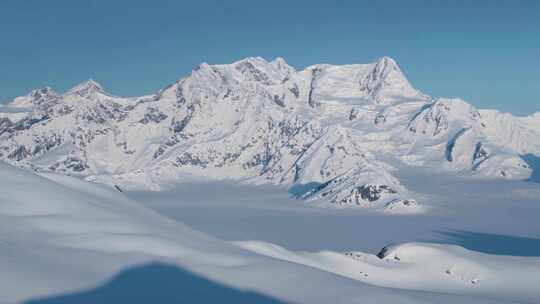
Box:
[0, 57, 537, 212]
[68, 79, 106, 96]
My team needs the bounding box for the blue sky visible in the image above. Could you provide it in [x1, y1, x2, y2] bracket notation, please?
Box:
[1, 0, 538, 115]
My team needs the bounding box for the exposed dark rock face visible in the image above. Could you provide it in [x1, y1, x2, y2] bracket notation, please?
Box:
[8, 146, 31, 161]
[359, 57, 398, 103]
[215, 151, 242, 168]
[172, 104, 196, 135]
[376, 245, 401, 260]
[244, 147, 272, 170]
[32, 134, 63, 156]
[349, 108, 358, 121]
[335, 184, 398, 205]
[153, 146, 167, 160]
[176, 153, 209, 168]
[13, 115, 51, 132]
[235, 61, 272, 84]
[49, 157, 88, 172]
[0, 117, 12, 135]
[140, 108, 168, 124]
[356, 184, 397, 202]
[432, 113, 449, 136]
[175, 81, 187, 106]
[307, 67, 321, 108]
[273, 94, 285, 107]
[471, 142, 491, 171]
[374, 113, 386, 125]
[408, 103, 452, 136]
[398, 199, 415, 206]
[473, 142, 489, 165]
[64, 157, 88, 172]
[28, 87, 58, 106]
[376, 246, 391, 259]
[288, 84, 300, 98]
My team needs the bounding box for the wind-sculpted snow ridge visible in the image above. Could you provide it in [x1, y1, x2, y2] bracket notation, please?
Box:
[0, 56, 537, 212]
[1, 162, 509, 304]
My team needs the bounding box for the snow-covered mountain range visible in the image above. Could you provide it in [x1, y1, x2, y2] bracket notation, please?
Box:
[1, 56, 538, 212]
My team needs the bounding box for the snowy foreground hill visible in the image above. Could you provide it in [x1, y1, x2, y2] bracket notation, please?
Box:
[1, 162, 539, 304]
[1, 56, 539, 213]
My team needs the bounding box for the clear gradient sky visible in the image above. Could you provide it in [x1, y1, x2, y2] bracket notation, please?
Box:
[1, 1, 539, 115]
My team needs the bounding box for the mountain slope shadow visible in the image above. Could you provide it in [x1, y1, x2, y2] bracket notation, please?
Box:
[434, 230, 540, 257]
[288, 182, 324, 198]
[522, 153, 540, 183]
[25, 263, 288, 304]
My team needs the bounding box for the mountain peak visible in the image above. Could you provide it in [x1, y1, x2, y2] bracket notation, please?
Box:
[375, 56, 398, 68]
[271, 57, 295, 74]
[271, 57, 287, 65]
[68, 79, 105, 96]
[369, 56, 403, 79]
[236, 56, 268, 65]
[358, 56, 420, 103]
[7, 86, 57, 108]
[29, 86, 57, 99]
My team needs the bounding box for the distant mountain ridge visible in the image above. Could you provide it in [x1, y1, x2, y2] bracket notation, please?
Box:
[1, 56, 538, 213]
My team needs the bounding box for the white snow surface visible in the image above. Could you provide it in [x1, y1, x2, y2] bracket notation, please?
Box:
[237, 240, 540, 303]
[0, 162, 517, 304]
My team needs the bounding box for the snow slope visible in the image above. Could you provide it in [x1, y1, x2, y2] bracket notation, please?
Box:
[1, 162, 512, 304]
[237, 241, 540, 304]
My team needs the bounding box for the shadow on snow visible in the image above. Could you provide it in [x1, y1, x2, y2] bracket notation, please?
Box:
[434, 230, 540, 257]
[521, 153, 540, 183]
[288, 182, 323, 198]
[25, 262, 287, 304]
